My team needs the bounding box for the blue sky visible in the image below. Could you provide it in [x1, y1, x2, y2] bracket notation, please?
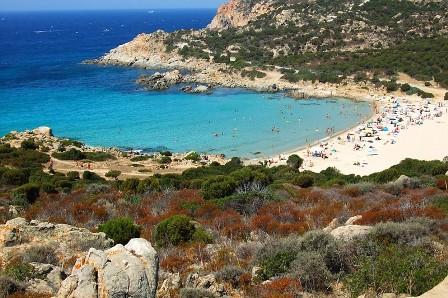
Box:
[0, 0, 225, 11]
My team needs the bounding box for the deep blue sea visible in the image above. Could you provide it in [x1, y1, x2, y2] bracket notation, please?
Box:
[0, 10, 372, 158]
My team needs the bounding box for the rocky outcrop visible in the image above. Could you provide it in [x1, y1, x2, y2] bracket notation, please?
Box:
[94, 31, 187, 69]
[32, 126, 53, 137]
[137, 70, 183, 90]
[184, 272, 227, 297]
[0, 218, 113, 268]
[208, 0, 273, 31]
[27, 263, 66, 296]
[58, 238, 159, 298]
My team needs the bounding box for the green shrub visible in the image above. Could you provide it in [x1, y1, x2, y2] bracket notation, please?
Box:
[159, 156, 172, 164]
[52, 148, 86, 160]
[41, 183, 57, 194]
[153, 215, 211, 247]
[289, 251, 333, 292]
[400, 83, 411, 92]
[445, 92, 448, 101]
[299, 231, 343, 274]
[215, 265, 246, 288]
[185, 152, 201, 162]
[82, 171, 104, 181]
[66, 171, 80, 180]
[287, 154, 303, 169]
[432, 196, 448, 216]
[98, 217, 141, 245]
[369, 219, 433, 247]
[293, 174, 314, 188]
[215, 191, 272, 215]
[120, 178, 140, 193]
[1, 169, 28, 186]
[201, 176, 237, 200]
[3, 259, 36, 281]
[345, 245, 448, 297]
[84, 152, 115, 162]
[20, 139, 38, 150]
[11, 183, 40, 205]
[160, 151, 173, 157]
[259, 250, 297, 280]
[256, 236, 302, 280]
[60, 139, 83, 148]
[130, 155, 151, 162]
[105, 170, 121, 180]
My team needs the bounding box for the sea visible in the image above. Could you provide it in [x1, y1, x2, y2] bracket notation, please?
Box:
[0, 10, 372, 158]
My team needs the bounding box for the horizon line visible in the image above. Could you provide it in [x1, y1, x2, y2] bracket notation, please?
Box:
[0, 7, 219, 13]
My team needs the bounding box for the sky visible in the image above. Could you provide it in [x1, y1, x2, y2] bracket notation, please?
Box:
[0, 0, 225, 11]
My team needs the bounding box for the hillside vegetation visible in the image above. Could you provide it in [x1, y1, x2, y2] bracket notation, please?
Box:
[1, 139, 448, 297]
[166, 0, 448, 86]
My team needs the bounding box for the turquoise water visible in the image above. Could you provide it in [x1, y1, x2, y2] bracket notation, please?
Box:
[0, 10, 372, 158]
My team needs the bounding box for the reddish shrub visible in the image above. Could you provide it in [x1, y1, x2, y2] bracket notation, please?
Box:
[253, 278, 302, 298]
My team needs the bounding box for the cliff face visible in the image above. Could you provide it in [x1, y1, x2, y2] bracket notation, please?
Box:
[207, 0, 273, 30]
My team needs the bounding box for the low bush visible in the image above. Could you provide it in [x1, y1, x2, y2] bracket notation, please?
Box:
[215, 265, 246, 288]
[201, 176, 237, 200]
[66, 171, 80, 180]
[256, 236, 302, 280]
[84, 152, 115, 162]
[345, 245, 448, 297]
[41, 183, 57, 194]
[11, 183, 40, 206]
[3, 258, 36, 282]
[153, 215, 212, 247]
[130, 155, 151, 162]
[368, 219, 433, 247]
[98, 217, 141, 245]
[432, 196, 448, 216]
[52, 148, 85, 161]
[82, 171, 104, 182]
[22, 244, 58, 266]
[293, 174, 314, 188]
[1, 169, 28, 186]
[159, 156, 172, 164]
[20, 139, 38, 150]
[86, 183, 110, 194]
[105, 170, 121, 180]
[215, 191, 272, 215]
[185, 152, 201, 162]
[289, 251, 333, 292]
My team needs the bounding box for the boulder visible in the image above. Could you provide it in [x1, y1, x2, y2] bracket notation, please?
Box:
[442, 156, 448, 163]
[0, 218, 113, 268]
[330, 225, 372, 241]
[57, 238, 159, 298]
[137, 70, 183, 90]
[33, 126, 53, 137]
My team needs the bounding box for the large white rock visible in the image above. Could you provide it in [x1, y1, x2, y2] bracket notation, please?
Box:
[33, 126, 53, 137]
[330, 225, 372, 241]
[57, 238, 159, 298]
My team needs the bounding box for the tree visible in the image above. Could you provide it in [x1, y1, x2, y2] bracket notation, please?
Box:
[287, 155, 303, 170]
[105, 170, 121, 180]
[98, 217, 141, 245]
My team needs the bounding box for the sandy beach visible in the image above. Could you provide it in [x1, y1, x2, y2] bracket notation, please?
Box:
[263, 96, 448, 176]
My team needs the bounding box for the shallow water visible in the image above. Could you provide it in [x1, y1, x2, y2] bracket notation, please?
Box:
[0, 10, 372, 158]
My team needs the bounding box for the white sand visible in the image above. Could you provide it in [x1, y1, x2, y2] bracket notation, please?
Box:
[259, 97, 448, 176]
